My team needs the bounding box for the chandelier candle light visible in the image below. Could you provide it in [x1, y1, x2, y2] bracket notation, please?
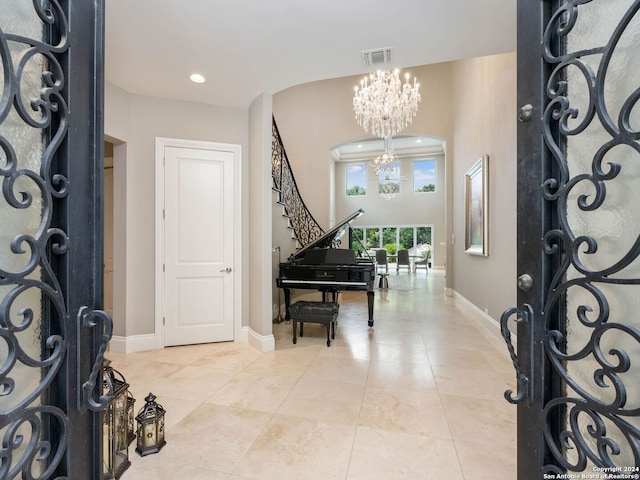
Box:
[353, 69, 421, 138]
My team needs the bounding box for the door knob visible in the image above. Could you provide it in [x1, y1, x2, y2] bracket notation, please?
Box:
[517, 274, 533, 291]
[219, 267, 232, 273]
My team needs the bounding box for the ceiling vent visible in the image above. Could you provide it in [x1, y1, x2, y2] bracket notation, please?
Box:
[361, 48, 393, 68]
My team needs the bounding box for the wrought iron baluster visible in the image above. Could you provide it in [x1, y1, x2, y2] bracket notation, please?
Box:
[271, 117, 324, 248]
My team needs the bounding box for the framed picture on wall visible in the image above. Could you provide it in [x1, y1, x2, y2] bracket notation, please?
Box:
[464, 155, 489, 256]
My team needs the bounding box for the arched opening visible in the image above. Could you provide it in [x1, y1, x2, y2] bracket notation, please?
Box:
[330, 133, 446, 270]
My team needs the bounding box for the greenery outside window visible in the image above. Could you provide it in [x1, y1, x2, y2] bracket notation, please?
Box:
[346, 164, 366, 196]
[417, 226, 432, 245]
[351, 227, 365, 252]
[350, 225, 433, 257]
[399, 227, 415, 249]
[382, 227, 397, 253]
[365, 228, 380, 249]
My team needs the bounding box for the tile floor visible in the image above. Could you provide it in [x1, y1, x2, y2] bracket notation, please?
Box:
[109, 269, 517, 480]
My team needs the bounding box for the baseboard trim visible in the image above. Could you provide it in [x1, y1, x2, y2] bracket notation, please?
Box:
[451, 290, 516, 345]
[237, 326, 249, 343]
[247, 327, 275, 353]
[110, 329, 254, 354]
[109, 334, 157, 354]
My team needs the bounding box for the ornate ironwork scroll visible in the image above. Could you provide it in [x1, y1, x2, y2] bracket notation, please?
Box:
[271, 117, 324, 248]
[540, 0, 640, 471]
[0, 2, 94, 478]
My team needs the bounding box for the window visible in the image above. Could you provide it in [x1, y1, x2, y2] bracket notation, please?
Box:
[417, 226, 432, 245]
[355, 225, 433, 255]
[414, 159, 436, 192]
[365, 227, 380, 249]
[382, 227, 397, 253]
[346, 164, 366, 196]
[399, 227, 415, 249]
[351, 227, 365, 252]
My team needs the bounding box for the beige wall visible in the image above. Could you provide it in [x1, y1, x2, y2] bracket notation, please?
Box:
[451, 53, 517, 320]
[104, 81, 249, 340]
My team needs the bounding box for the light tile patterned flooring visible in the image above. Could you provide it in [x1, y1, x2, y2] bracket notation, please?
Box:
[109, 269, 517, 480]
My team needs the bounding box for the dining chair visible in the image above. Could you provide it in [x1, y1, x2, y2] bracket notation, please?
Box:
[414, 246, 431, 273]
[375, 249, 388, 273]
[396, 249, 411, 272]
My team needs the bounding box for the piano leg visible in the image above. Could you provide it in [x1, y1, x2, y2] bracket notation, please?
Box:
[283, 288, 292, 323]
[367, 290, 375, 330]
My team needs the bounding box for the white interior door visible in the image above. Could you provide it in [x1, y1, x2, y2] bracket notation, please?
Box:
[163, 145, 235, 346]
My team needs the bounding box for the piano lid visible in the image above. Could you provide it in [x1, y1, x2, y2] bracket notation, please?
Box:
[291, 209, 364, 260]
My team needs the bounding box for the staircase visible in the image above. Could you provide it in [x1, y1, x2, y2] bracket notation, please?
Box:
[271, 116, 324, 250]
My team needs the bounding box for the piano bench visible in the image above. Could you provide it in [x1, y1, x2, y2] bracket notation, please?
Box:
[289, 301, 339, 347]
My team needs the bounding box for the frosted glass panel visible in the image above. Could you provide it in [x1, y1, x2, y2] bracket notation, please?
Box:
[0, 2, 50, 477]
[563, 0, 640, 469]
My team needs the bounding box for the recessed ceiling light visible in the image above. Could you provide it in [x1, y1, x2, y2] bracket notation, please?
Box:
[190, 73, 206, 84]
[416, 139, 422, 143]
[358, 144, 363, 148]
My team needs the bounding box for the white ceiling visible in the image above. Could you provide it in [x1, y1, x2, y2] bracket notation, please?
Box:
[104, 0, 517, 110]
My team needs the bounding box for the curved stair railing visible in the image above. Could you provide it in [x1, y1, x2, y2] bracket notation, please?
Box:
[272, 116, 324, 249]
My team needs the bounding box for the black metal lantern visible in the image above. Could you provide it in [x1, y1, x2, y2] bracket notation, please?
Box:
[126, 391, 136, 446]
[135, 392, 166, 456]
[103, 359, 132, 479]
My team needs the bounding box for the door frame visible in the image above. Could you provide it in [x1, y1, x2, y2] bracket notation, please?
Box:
[514, 0, 549, 476]
[154, 137, 243, 349]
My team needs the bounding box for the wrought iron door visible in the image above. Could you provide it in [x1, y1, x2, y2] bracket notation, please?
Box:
[1, 1, 110, 479]
[504, 0, 640, 477]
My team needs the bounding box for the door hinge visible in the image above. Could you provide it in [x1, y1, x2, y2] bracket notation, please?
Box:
[163, 208, 165, 220]
[163, 317, 165, 326]
[163, 264, 165, 272]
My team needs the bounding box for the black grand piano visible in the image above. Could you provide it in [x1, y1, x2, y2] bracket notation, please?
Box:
[276, 209, 376, 329]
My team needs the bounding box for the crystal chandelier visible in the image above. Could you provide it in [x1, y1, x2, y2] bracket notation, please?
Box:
[369, 136, 398, 175]
[379, 180, 399, 201]
[371, 137, 400, 200]
[378, 166, 400, 200]
[353, 69, 420, 138]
